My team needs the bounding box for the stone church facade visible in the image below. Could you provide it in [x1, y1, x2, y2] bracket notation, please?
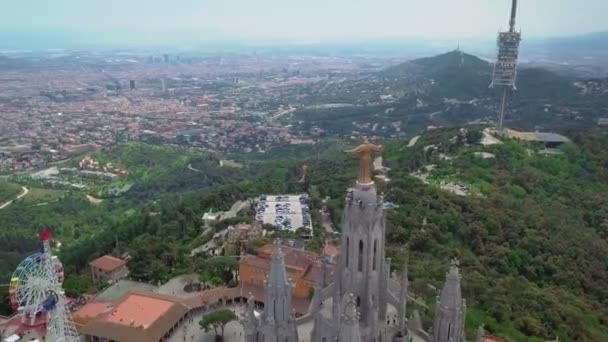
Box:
[242, 140, 467, 342]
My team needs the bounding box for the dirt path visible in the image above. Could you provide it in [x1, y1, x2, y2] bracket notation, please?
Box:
[0, 186, 29, 210]
[86, 194, 103, 205]
[187, 163, 202, 173]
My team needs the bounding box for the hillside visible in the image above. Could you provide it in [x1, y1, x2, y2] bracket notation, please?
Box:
[0, 143, 252, 313]
[276, 127, 608, 341]
[292, 51, 607, 139]
[1, 129, 607, 341]
[378, 128, 608, 341]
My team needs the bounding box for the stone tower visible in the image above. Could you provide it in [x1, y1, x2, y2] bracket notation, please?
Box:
[338, 293, 363, 342]
[333, 139, 389, 340]
[432, 259, 466, 342]
[309, 138, 411, 342]
[242, 295, 259, 342]
[259, 239, 299, 342]
[243, 239, 299, 342]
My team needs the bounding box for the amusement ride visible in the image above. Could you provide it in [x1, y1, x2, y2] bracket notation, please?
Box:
[7, 229, 80, 341]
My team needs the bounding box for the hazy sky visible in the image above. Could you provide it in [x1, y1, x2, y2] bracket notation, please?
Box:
[2, 0, 607, 45]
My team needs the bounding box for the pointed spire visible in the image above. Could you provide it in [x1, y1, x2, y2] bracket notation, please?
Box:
[338, 294, 362, 342]
[259, 239, 299, 342]
[266, 239, 289, 289]
[398, 262, 409, 334]
[432, 259, 465, 342]
[308, 278, 323, 314]
[242, 294, 258, 337]
[320, 255, 329, 287]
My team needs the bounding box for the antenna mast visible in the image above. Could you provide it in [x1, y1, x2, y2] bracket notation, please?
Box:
[490, 0, 521, 131]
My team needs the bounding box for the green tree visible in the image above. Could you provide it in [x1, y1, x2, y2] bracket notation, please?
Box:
[63, 273, 95, 297]
[198, 256, 238, 286]
[199, 309, 237, 341]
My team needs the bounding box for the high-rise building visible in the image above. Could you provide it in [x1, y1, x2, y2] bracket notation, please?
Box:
[129, 80, 136, 90]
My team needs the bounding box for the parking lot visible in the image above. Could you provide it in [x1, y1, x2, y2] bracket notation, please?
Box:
[255, 194, 312, 234]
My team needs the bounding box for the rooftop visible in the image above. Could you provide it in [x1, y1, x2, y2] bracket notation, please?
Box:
[504, 129, 570, 143]
[72, 301, 112, 326]
[94, 279, 157, 302]
[89, 255, 126, 272]
[80, 290, 189, 342]
[257, 244, 318, 271]
[104, 293, 173, 328]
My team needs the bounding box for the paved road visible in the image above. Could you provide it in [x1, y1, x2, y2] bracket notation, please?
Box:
[0, 186, 29, 210]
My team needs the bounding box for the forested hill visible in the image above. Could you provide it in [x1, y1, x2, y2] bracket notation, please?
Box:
[383, 50, 575, 101]
[293, 50, 607, 140]
[1, 128, 607, 341]
[376, 128, 608, 341]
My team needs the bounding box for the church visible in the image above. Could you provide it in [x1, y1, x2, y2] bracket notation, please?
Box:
[242, 139, 467, 342]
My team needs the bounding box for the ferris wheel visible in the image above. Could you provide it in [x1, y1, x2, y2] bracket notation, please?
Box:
[7, 229, 80, 341]
[8, 251, 64, 325]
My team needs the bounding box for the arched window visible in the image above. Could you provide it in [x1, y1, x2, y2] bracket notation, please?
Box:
[372, 239, 377, 271]
[346, 237, 350, 267]
[322, 338, 327, 342]
[358, 240, 364, 272]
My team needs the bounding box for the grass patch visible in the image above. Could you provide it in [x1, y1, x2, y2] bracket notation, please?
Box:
[220, 159, 244, 168]
[19, 187, 65, 205]
[0, 181, 22, 203]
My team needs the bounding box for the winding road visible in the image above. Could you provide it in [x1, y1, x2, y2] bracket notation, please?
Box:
[0, 186, 29, 210]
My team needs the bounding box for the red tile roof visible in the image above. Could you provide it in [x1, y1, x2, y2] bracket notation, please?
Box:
[80, 290, 188, 342]
[72, 301, 112, 326]
[257, 244, 318, 271]
[180, 287, 242, 310]
[241, 284, 310, 315]
[89, 255, 126, 272]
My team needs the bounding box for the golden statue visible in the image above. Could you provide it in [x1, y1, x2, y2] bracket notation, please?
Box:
[348, 137, 382, 184]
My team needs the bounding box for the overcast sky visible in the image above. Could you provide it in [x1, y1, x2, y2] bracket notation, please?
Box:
[2, 0, 607, 45]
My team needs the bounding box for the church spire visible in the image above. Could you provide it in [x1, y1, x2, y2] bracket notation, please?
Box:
[259, 239, 299, 342]
[398, 263, 409, 336]
[242, 295, 259, 342]
[266, 239, 289, 292]
[432, 259, 466, 342]
[338, 294, 362, 342]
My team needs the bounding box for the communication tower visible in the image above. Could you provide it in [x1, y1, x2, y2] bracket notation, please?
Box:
[490, 0, 521, 131]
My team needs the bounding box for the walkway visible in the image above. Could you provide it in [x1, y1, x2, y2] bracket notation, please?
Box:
[0, 186, 28, 210]
[167, 305, 245, 342]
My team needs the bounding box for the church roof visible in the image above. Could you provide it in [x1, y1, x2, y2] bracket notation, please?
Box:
[257, 243, 318, 271]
